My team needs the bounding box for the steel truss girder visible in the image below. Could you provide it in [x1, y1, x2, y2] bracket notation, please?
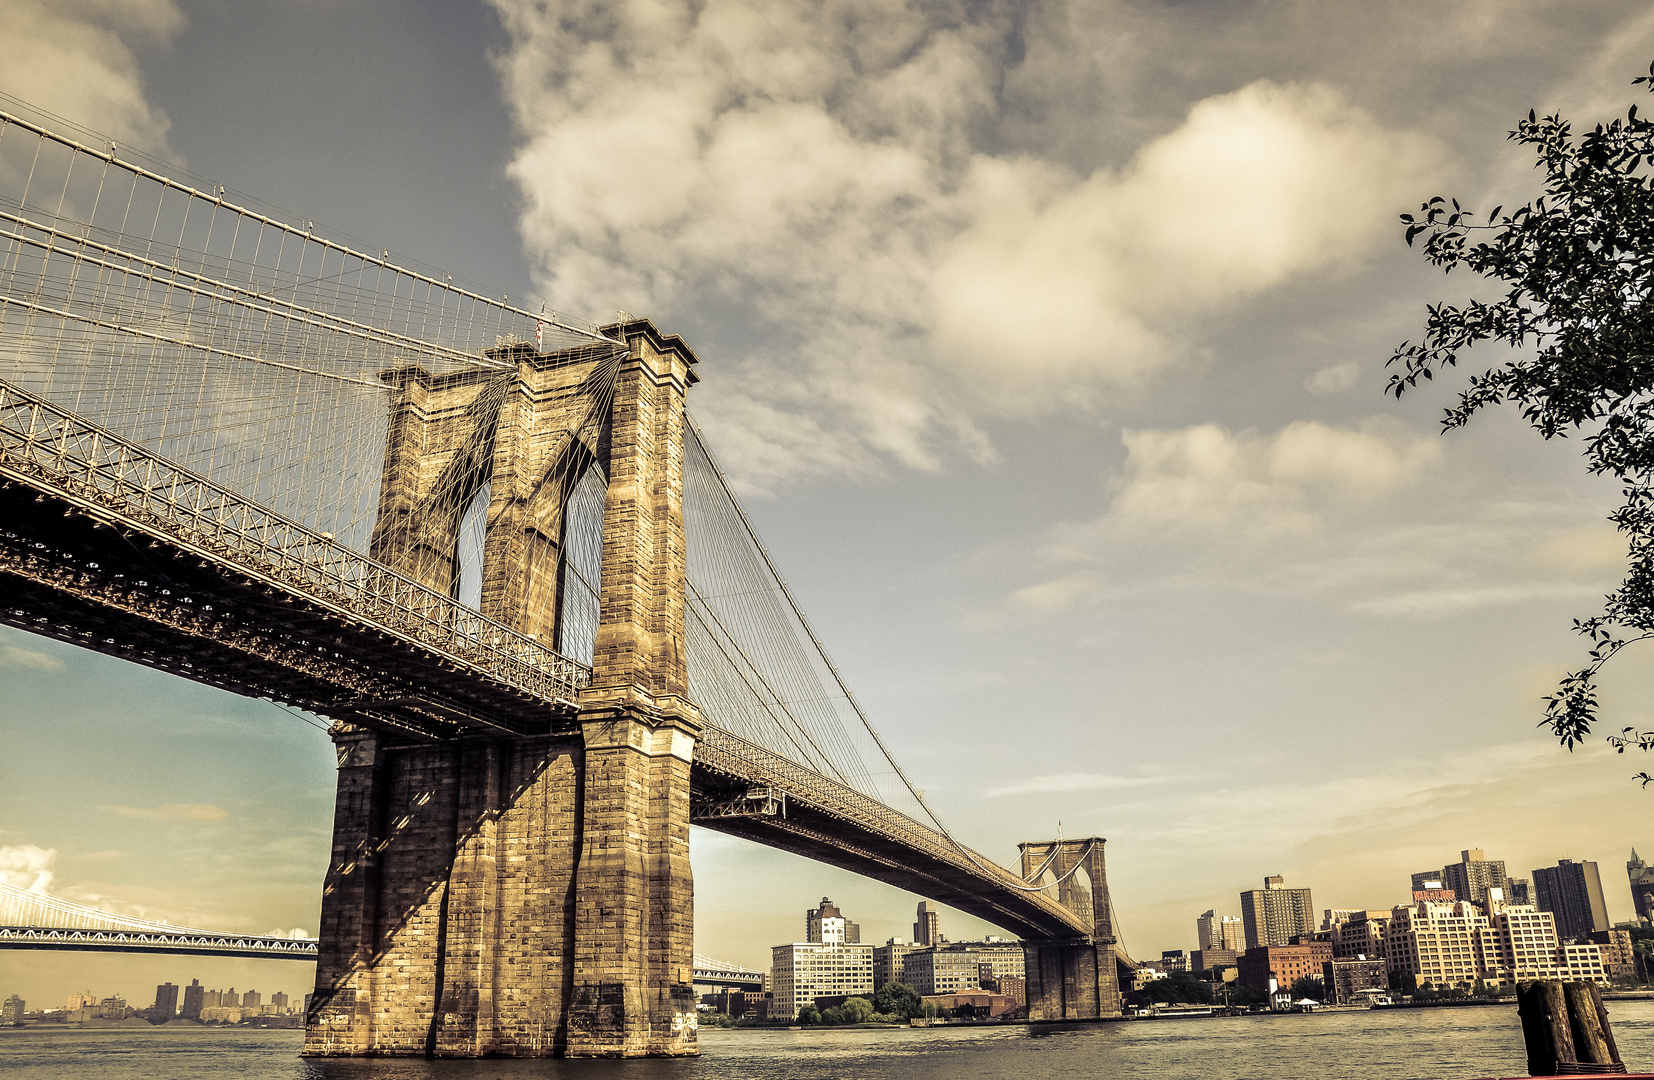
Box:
[0, 478, 574, 740]
[0, 379, 591, 712]
[691, 727, 1095, 941]
[0, 925, 319, 961]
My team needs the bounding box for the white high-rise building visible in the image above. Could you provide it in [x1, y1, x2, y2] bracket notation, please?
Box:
[771, 942, 874, 1020]
[1383, 896, 1608, 989]
[1384, 899, 1487, 989]
[773, 896, 872, 1019]
[1197, 909, 1246, 952]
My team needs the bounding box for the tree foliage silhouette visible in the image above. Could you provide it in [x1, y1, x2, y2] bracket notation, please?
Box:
[1393, 63, 1654, 782]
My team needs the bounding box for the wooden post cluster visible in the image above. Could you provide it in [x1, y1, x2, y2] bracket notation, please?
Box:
[1017, 838, 1123, 1022]
[306, 320, 702, 1058]
[1515, 980, 1625, 1075]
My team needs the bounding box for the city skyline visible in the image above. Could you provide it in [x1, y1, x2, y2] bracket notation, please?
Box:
[9, 0, 1654, 1001]
[0, 963, 314, 1019]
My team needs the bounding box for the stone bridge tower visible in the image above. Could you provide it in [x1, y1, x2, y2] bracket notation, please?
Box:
[1018, 837, 1123, 1021]
[304, 319, 701, 1058]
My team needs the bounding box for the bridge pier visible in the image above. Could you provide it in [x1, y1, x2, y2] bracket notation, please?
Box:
[305, 727, 589, 1056]
[1021, 939, 1122, 1022]
[305, 320, 703, 1058]
[1018, 837, 1123, 1022]
[566, 704, 698, 1056]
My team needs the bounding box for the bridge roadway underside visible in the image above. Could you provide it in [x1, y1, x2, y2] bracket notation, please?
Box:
[688, 769, 1086, 943]
[0, 475, 575, 742]
[1, 469, 1100, 945]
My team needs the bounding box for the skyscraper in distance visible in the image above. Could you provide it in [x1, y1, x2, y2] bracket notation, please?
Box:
[151, 982, 178, 1020]
[1442, 848, 1508, 907]
[806, 897, 859, 944]
[914, 901, 942, 946]
[1629, 850, 1654, 924]
[1533, 859, 1609, 940]
[1240, 875, 1314, 950]
[1197, 910, 1221, 950]
[1197, 909, 1244, 952]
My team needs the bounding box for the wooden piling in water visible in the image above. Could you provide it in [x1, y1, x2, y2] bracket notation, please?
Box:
[1515, 980, 1625, 1075]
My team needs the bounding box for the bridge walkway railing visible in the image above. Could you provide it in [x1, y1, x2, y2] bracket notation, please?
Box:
[0, 379, 590, 707]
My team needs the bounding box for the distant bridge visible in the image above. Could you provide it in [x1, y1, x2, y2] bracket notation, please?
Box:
[690, 954, 766, 992]
[0, 881, 317, 961]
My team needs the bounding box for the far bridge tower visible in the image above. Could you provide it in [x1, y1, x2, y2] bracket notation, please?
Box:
[1018, 837, 1123, 1021]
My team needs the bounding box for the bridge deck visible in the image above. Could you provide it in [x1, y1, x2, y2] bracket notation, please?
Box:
[0, 926, 319, 961]
[693, 729, 1093, 940]
[0, 379, 1097, 945]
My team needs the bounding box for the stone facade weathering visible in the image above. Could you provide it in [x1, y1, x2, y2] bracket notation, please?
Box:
[303, 321, 702, 1059]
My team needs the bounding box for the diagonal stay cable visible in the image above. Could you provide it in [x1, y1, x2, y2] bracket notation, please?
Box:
[0, 109, 621, 348]
[0, 293, 387, 389]
[686, 601, 834, 778]
[685, 414, 1094, 895]
[686, 576, 850, 783]
[0, 217, 505, 368]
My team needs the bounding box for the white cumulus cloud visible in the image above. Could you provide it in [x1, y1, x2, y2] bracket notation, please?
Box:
[986, 773, 1175, 798]
[107, 803, 230, 823]
[0, 0, 182, 149]
[0, 844, 57, 893]
[0, 643, 64, 672]
[1306, 361, 1362, 395]
[932, 81, 1444, 388]
[1113, 417, 1440, 530]
[487, 1, 1446, 486]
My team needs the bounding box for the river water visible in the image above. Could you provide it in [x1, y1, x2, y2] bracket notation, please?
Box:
[6, 1002, 1654, 1080]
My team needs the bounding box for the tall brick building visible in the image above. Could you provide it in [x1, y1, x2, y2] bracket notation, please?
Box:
[1238, 941, 1333, 993]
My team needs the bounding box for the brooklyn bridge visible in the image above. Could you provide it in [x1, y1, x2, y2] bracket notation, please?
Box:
[0, 110, 1130, 1056]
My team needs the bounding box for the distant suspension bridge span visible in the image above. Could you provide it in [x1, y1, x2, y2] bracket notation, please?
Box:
[0, 107, 1129, 1057]
[0, 882, 318, 961]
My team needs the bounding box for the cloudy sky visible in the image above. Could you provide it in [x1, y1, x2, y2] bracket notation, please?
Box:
[6, 0, 1654, 1004]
